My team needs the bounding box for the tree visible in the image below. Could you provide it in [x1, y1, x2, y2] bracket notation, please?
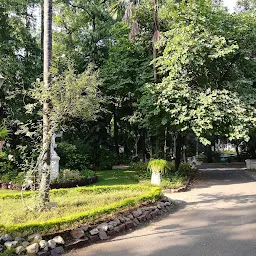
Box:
[138, 0, 256, 169]
[39, 0, 53, 208]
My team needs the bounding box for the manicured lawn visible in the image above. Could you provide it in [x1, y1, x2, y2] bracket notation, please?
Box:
[95, 169, 186, 189]
[95, 169, 138, 185]
[0, 189, 18, 194]
[0, 186, 150, 227]
[0, 168, 184, 235]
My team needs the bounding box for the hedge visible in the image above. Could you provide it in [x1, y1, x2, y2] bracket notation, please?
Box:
[0, 185, 161, 236]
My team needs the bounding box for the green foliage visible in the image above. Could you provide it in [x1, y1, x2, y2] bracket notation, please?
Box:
[12, 172, 25, 185]
[57, 142, 88, 170]
[53, 169, 82, 183]
[175, 163, 193, 177]
[0, 126, 9, 140]
[31, 64, 104, 129]
[52, 169, 96, 184]
[0, 248, 17, 256]
[97, 149, 118, 170]
[0, 152, 12, 177]
[138, 0, 256, 146]
[147, 159, 170, 174]
[129, 162, 148, 172]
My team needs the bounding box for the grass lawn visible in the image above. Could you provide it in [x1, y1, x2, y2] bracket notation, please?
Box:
[0, 168, 184, 235]
[0, 189, 18, 194]
[95, 169, 186, 189]
[0, 186, 151, 227]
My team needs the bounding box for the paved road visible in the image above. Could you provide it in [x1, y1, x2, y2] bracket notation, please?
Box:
[66, 165, 256, 256]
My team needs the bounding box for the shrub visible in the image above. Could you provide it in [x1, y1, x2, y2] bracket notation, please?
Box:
[0, 152, 13, 177]
[0, 126, 9, 141]
[128, 162, 148, 172]
[52, 169, 96, 184]
[57, 142, 89, 171]
[176, 163, 193, 176]
[97, 149, 117, 170]
[12, 172, 25, 185]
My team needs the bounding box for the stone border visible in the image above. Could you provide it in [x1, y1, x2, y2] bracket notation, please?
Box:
[0, 196, 175, 255]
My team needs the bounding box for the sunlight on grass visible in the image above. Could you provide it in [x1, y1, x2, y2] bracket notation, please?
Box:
[0, 187, 147, 226]
[0, 190, 18, 194]
[95, 169, 186, 189]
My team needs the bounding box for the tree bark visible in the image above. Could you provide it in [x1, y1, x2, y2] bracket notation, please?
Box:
[113, 109, 119, 159]
[39, 0, 52, 208]
[41, 0, 44, 62]
[164, 127, 168, 159]
[235, 144, 240, 161]
[175, 133, 183, 172]
[152, 0, 160, 83]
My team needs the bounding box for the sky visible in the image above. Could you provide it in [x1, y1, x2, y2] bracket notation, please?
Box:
[223, 0, 237, 12]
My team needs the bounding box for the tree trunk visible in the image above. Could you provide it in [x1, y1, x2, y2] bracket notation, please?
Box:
[236, 144, 240, 161]
[173, 134, 177, 159]
[152, 0, 160, 83]
[39, 0, 52, 208]
[41, 0, 44, 62]
[183, 145, 186, 163]
[164, 127, 168, 159]
[113, 109, 119, 159]
[142, 129, 146, 162]
[175, 133, 183, 172]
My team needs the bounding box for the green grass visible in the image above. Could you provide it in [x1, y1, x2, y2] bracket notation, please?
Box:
[95, 169, 186, 189]
[0, 186, 149, 227]
[0, 190, 19, 194]
[0, 168, 185, 236]
[95, 169, 138, 185]
[0, 185, 161, 236]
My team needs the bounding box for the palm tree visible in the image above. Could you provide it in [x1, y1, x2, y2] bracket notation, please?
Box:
[110, 0, 140, 39]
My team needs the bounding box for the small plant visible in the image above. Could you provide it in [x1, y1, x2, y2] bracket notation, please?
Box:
[81, 169, 95, 179]
[148, 159, 171, 185]
[12, 172, 25, 185]
[176, 163, 193, 176]
[0, 126, 9, 141]
[147, 159, 170, 174]
[52, 169, 82, 184]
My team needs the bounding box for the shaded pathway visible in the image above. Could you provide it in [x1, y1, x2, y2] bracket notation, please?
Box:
[66, 164, 256, 256]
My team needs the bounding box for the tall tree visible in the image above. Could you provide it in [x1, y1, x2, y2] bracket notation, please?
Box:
[39, 0, 53, 208]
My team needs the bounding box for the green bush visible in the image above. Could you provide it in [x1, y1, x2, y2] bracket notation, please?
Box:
[128, 162, 148, 172]
[0, 126, 9, 141]
[97, 149, 117, 170]
[176, 163, 193, 176]
[12, 172, 25, 185]
[57, 142, 89, 171]
[0, 152, 13, 177]
[52, 169, 96, 184]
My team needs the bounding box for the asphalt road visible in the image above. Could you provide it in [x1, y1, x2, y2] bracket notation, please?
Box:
[66, 165, 256, 256]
